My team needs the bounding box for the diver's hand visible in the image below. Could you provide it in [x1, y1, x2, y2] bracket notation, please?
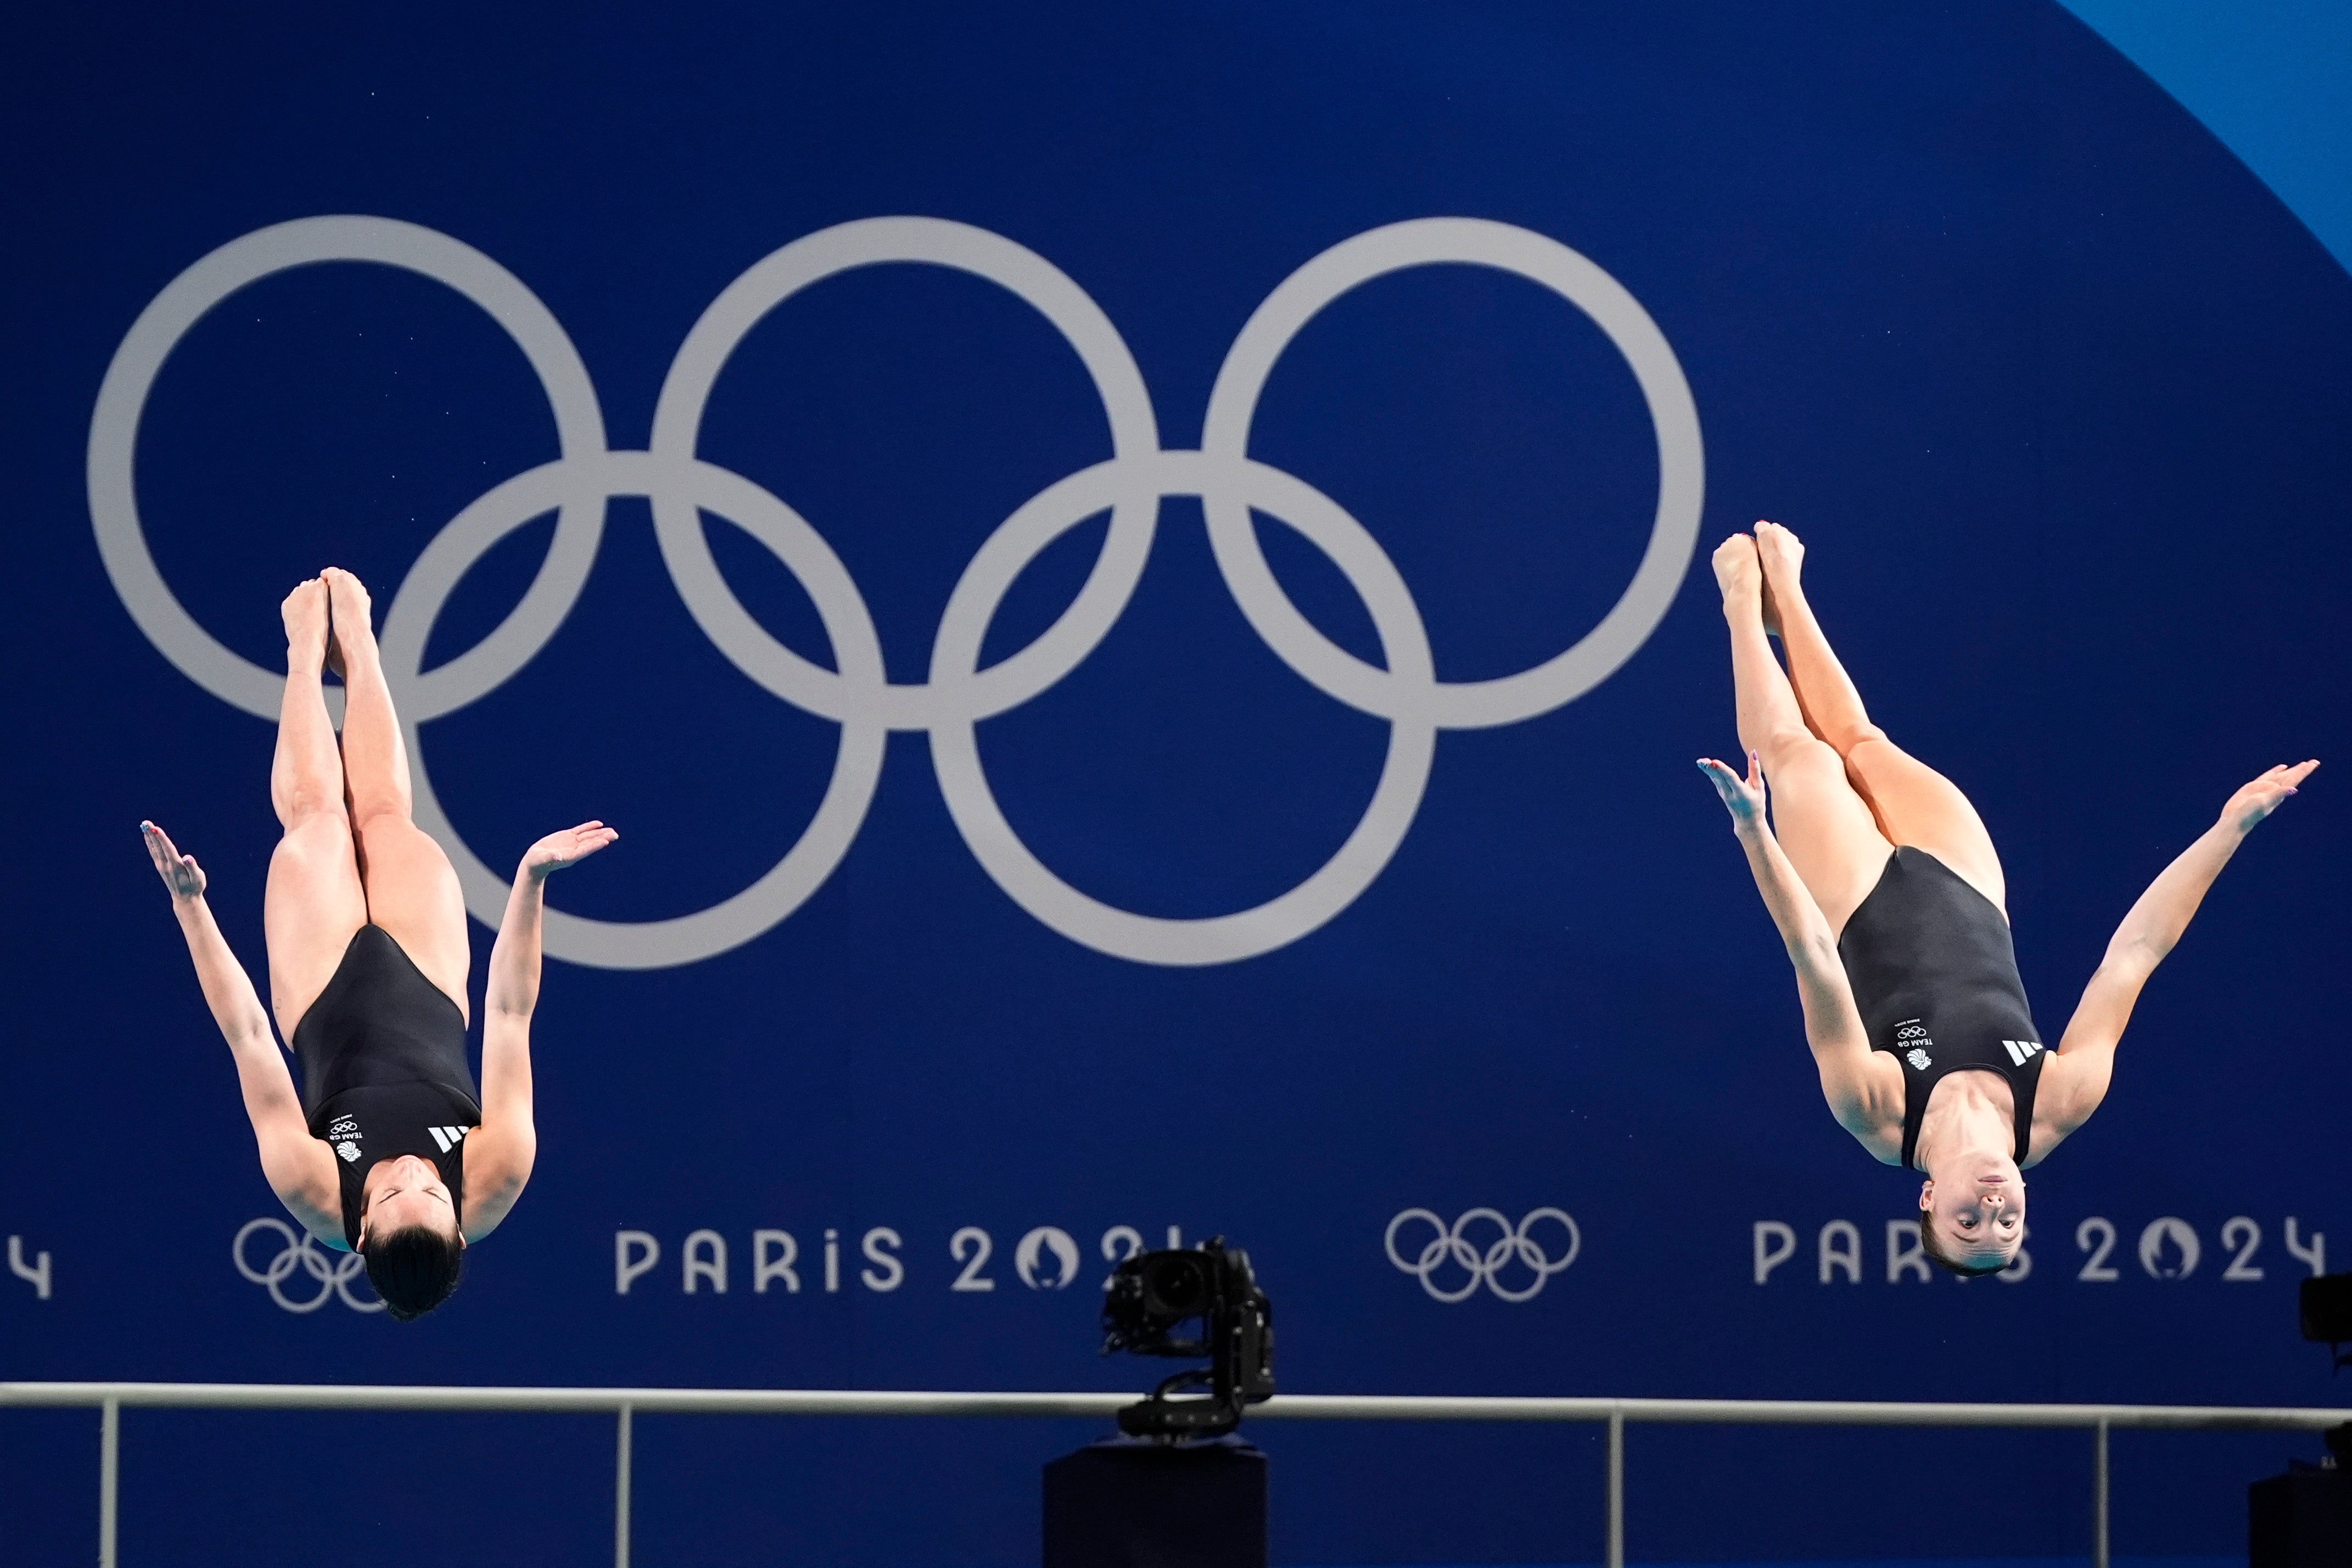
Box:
[520, 821, 619, 880]
[1698, 752, 1767, 832]
[2220, 760, 2317, 836]
[141, 821, 207, 902]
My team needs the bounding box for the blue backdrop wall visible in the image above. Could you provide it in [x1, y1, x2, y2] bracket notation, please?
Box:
[3, 3, 2349, 1564]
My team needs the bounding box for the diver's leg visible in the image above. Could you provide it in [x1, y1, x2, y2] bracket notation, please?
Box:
[1718, 533, 1894, 935]
[1754, 520, 2006, 912]
[324, 568, 472, 1021]
[262, 578, 369, 1039]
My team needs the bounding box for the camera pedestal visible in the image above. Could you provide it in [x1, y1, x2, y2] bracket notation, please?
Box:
[1043, 1435, 1267, 1568]
[2249, 1460, 2352, 1566]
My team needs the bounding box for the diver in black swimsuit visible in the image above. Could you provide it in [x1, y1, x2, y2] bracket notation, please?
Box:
[1698, 523, 2311, 1275]
[143, 569, 615, 1317]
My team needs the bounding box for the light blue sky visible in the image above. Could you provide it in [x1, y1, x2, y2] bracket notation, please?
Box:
[2059, 0, 2351, 275]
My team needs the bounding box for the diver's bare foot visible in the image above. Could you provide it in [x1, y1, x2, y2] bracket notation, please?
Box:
[282, 579, 329, 675]
[321, 568, 378, 671]
[1754, 519, 1807, 600]
[1712, 533, 1763, 619]
[1755, 520, 1810, 639]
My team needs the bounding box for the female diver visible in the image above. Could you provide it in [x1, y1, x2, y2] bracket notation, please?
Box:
[1699, 523, 2312, 1275]
[143, 569, 617, 1318]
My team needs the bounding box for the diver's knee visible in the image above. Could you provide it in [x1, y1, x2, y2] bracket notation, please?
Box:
[1758, 725, 1836, 776]
[1832, 721, 1894, 758]
[346, 792, 416, 836]
[275, 789, 350, 837]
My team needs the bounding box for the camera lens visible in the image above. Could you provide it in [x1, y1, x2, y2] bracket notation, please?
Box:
[1141, 1255, 1209, 1317]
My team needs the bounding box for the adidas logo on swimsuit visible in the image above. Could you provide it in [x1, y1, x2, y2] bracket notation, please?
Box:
[427, 1125, 469, 1154]
[2000, 1039, 2045, 1066]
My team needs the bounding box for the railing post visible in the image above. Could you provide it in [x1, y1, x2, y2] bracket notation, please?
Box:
[1606, 1406, 1625, 1568]
[2092, 1417, 2109, 1568]
[98, 1396, 119, 1568]
[616, 1403, 634, 1568]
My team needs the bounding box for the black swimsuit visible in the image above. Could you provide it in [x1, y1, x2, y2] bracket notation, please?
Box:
[292, 925, 479, 1248]
[1835, 847, 2047, 1171]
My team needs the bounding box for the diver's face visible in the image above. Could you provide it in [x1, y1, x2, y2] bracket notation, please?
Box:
[359, 1155, 460, 1248]
[1924, 1158, 2024, 1270]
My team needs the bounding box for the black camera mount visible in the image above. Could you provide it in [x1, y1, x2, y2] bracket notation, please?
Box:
[2295, 1274, 2352, 1474]
[1100, 1237, 1275, 1440]
[2300, 1273, 2352, 1374]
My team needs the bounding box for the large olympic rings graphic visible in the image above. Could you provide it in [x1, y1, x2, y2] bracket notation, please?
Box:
[232, 1217, 384, 1314]
[1385, 1207, 1582, 1302]
[91, 215, 1703, 968]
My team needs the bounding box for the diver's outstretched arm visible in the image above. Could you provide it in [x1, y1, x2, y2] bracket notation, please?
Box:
[2043, 760, 2319, 1136]
[143, 821, 341, 1241]
[463, 821, 619, 1241]
[1698, 755, 1901, 1155]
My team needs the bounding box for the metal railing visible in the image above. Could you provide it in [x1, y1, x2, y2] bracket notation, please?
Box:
[7, 1381, 2346, 1568]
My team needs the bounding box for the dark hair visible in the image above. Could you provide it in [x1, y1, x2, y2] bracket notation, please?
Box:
[362, 1224, 465, 1320]
[1918, 1208, 2012, 1279]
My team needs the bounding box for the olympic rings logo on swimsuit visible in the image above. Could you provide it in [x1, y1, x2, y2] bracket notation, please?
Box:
[232, 1217, 384, 1314]
[1385, 1207, 1582, 1302]
[91, 215, 1705, 969]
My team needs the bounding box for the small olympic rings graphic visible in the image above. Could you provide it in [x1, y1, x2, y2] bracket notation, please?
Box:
[92, 214, 1704, 968]
[232, 1217, 383, 1314]
[1384, 1207, 1581, 1302]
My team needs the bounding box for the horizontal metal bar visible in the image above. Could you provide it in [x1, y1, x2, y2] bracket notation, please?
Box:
[4, 1382, 2348, 1430]
[0, 1384, 1129, 1417]
[1256, 1394, 2352, 1430]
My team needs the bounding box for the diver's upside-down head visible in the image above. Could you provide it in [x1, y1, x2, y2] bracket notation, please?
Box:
[1918, 1157, 2024, 1278]
[359, 1153, 465, 1320]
